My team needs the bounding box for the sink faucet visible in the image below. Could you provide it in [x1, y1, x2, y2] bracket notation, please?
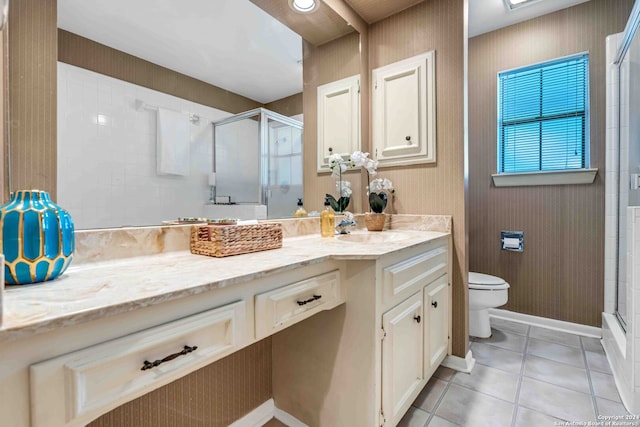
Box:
[336, 211, 357, 234]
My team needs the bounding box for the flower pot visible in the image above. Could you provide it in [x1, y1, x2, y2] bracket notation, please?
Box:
[0, 190, 75, 285]
[364, 212, 386, 232]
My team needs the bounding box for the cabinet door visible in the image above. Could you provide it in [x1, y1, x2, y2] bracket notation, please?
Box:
[424, 274, 449, 377]
[317, 75, 360, 171]
[372, 51, 436, 167]
[382, 291, 423, 426]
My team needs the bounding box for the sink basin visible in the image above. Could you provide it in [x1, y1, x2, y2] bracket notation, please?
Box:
[335, 231, 411, 243]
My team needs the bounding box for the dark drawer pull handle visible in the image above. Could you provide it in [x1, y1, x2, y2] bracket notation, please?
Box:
[414, 315, 421, 323]
[432, 301, 438, 308]
[297, 294, 322, 306]
[141, 345, 198, 371]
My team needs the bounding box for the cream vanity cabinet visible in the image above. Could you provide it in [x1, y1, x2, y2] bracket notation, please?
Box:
[381, 242, 450, 426]
[316, 75, 361, 171]
[7, 260, 345, 427]
[272, 235, 451, 427]
[372, 51, 436, 168]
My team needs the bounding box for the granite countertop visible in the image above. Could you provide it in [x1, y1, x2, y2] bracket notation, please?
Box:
[0, 228, 449, 342]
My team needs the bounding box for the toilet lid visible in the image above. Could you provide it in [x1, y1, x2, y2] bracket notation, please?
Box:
[468, 272, 510, 290]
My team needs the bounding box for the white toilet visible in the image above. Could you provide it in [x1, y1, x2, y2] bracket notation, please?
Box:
[468, 272, 510, 338]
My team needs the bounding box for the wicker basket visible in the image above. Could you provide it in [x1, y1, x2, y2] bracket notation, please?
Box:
[190, 223, 283, 258]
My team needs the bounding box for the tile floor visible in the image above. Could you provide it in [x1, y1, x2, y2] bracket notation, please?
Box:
[399, 317, 637, 427]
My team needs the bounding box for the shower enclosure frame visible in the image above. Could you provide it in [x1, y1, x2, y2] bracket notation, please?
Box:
[602, 0, 640, 414]
[211, 107, 303, 217]
[610, 1, 640, 331]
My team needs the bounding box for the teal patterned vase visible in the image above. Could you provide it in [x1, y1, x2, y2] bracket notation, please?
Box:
[0, 190, 75, 285]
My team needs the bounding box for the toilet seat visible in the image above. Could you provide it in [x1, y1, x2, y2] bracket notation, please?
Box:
[469, 272, 510, 290]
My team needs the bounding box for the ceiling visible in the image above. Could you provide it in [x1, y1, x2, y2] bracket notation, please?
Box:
[343, 0, 424, 24]
[58, 0, 303, 104]
[469, 0, 591, 37]
[250, 0, 354, 46]
[58, 0, 595, 105]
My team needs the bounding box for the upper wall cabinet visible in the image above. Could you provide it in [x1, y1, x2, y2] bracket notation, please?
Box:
[317, 75, 361, 172]
[372, 51, 436, 167]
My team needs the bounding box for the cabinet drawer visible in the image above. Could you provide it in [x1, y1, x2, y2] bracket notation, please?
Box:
[383, 245, 447, 302]
[30, 301, 246, 427]
[255, 270, 343, 339]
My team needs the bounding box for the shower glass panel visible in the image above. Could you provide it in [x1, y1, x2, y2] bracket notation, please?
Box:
[214, 117, 261, 203]
[266, 117, 303, 219]
[213, 108, 303, 219]
[615, 19, 640, 330]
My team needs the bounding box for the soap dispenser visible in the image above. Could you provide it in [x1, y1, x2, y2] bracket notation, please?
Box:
[294, 198, 308, 218]
[320, 198, 335, 238]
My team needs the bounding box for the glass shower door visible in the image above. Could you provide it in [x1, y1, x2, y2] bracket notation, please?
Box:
[615, 20, 640, 330]
[265, 117, 303, 219]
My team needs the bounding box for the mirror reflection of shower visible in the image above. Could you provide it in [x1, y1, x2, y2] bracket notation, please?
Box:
[210, 108, 303, 220]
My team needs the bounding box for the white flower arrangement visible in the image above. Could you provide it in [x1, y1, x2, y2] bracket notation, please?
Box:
[351, 151, 394, 213]
[326, 153, 354, 212]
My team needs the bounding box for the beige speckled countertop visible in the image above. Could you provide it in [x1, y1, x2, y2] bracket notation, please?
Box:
[0, 226, 449, 342]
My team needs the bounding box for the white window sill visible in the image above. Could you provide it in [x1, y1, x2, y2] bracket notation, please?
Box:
[492, 168, 598, 187]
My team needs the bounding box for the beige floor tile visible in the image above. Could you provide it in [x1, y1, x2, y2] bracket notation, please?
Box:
[529, 326, 582, 348]
[427, 415, 460, 427]
[410, 320, 620, 427]
[452, 363, 519, 402]
[523, 354, 590, 394]
[581, 336, 605, 354]
[514, 406, 564, 427]
[590, 371, 622, 402]
[434, 366, 456, 381]
[414, 378, 448, 412]
[475, 329, 527, 353]
[596, 397, 632, 417]
[435, 384, 514, 427]
[489, 317, 530, 336]
[470, 342, 523, 374]
[586, 350, 613, 374]
[398, 406, 430, 427]
[527, 337, 585, 368]
[519, 377, 595, 422]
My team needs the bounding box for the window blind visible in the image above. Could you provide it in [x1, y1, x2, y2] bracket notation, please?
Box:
[498, 54, 589, 174]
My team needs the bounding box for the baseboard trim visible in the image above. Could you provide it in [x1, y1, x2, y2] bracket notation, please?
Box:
[489, 309, 601, 338]
[441, 350, 475, 373]
[228, 398, 308, 427]
[274, 407, 308, 427]
[228, 399, 275, 427]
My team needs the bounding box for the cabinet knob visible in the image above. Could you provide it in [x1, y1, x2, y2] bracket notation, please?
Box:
[405, 135, 412, 145]
[328, 147, 333, 153]
[413, 315, 421, 323]
[432, 301, 438, 308]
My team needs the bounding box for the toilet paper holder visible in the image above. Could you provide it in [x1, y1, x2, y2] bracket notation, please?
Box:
[501, 231, 523, 252]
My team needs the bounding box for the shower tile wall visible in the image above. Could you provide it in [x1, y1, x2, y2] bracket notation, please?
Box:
[57, 62, 231, 229]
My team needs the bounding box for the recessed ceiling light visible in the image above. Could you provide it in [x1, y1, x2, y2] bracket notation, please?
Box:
[289, 0, 318, 14]
[504, 0, 542, 10]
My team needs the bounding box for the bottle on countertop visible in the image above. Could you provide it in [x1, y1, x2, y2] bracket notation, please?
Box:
[320, 197, 335, 238]
[294, 198, 308, 218]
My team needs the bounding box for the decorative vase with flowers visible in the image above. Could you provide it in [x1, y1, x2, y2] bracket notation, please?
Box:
[325, 153, 354, 213]
[351, 151, 394, 231]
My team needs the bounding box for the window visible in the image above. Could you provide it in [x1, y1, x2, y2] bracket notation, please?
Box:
[498, 53, 589, 175]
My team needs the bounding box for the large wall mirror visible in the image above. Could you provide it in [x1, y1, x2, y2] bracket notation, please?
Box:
[5, 0, 361, 229]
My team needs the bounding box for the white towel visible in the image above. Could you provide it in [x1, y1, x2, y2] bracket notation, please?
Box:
[156, 107, 190, 176]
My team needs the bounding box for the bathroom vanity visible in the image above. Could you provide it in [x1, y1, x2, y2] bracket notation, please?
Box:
[0, 217, 451, 427]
